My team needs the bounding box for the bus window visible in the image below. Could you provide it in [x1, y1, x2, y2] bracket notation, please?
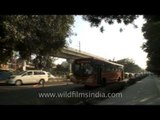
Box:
[73, 62, 93, 76]
[85, 64, 93, 74]
[75, 64, 80, 72]
[106, 67, 110, 72]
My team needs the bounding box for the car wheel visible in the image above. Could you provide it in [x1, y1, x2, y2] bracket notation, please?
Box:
[15, 80, 22, 86]
[39, 79, 45, 85]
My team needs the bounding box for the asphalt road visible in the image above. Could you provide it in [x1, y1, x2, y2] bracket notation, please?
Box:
[0, 80, 125, 105]
[1, 75, 155, 105]
[0, 81, 87, 105]
[97, 75, 160, 105]
[0, 81, 73, 91]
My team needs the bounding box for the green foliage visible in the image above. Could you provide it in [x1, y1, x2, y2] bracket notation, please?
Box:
[57, 61, 69, 72]
[116, 58, 143, 73]
[142, 16, 160, 74]
[82, 15, 138, 32]
[33, 56, 56, 69]
[0, 15, 74, 63]
[61, 61, 69, 69]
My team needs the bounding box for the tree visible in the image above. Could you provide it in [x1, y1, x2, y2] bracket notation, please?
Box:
[0, 15, 140, 64]
[0, 15, 74, 63]
[82, 15, 139, 32]
[116, 58, 143, 73]
[33, 56, 56, 70]
[61, 61, 69, 71]
[142, 16, 160, 74]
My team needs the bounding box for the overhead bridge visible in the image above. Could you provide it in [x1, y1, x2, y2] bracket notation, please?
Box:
[55, 47, 107, 60]
[54, 47, 108, 73]
[54, 47, 120, 73]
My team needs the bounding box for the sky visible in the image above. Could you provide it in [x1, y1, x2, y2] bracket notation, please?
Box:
[64, 15, 147, 69]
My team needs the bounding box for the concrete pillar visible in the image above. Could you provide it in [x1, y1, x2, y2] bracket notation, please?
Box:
[69, 63, 72, 74]
[67, 59, 74, 74]
[22, 60, 27, 71]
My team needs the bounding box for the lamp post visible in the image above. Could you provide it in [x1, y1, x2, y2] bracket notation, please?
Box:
[79, 41, 81, 52]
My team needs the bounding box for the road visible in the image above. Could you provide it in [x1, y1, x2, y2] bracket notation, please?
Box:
[0, 81, 105, 105]
[0, 80, 126, 105]
[97, 75, 160, 105]
[0, 81, 88, 105]
[0, 81, 73, 92]
[2, 75, 158, 105]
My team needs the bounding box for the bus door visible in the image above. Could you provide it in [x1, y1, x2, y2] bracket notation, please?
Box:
[96, 66, 102, 84]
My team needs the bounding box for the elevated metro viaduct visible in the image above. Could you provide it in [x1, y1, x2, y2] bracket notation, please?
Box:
[55, 47, 112, 73]
[22, 47, 119, 72]
[22, 47, 99, 71]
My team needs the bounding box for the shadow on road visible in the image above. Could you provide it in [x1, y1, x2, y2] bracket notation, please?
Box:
[0, 83, 12, 86]
[0, 82, 39, 87]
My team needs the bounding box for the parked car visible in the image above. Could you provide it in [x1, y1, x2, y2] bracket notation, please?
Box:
[0, 70, 13, 83]
[124, 72, 129, 78]
[7, 70, 49, 86]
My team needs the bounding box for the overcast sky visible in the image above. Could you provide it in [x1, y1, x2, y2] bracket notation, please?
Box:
[67, 15, 147, 69]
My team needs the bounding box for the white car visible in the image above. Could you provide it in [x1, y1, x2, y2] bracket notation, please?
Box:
[7, 70, 49, 86]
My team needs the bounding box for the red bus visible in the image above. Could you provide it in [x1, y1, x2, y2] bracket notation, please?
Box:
[71, 58, 124, 87]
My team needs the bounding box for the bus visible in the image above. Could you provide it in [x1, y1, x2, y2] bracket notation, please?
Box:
[71, 58, 124, 87]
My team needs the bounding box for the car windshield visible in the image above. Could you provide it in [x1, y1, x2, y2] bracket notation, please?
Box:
[13, 71, 26, 75]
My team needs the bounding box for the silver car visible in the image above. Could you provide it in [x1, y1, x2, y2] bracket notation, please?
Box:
[7, 70, 49, 86]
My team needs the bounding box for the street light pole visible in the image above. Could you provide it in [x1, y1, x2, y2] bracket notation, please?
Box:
[79, 41, 81, 52]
